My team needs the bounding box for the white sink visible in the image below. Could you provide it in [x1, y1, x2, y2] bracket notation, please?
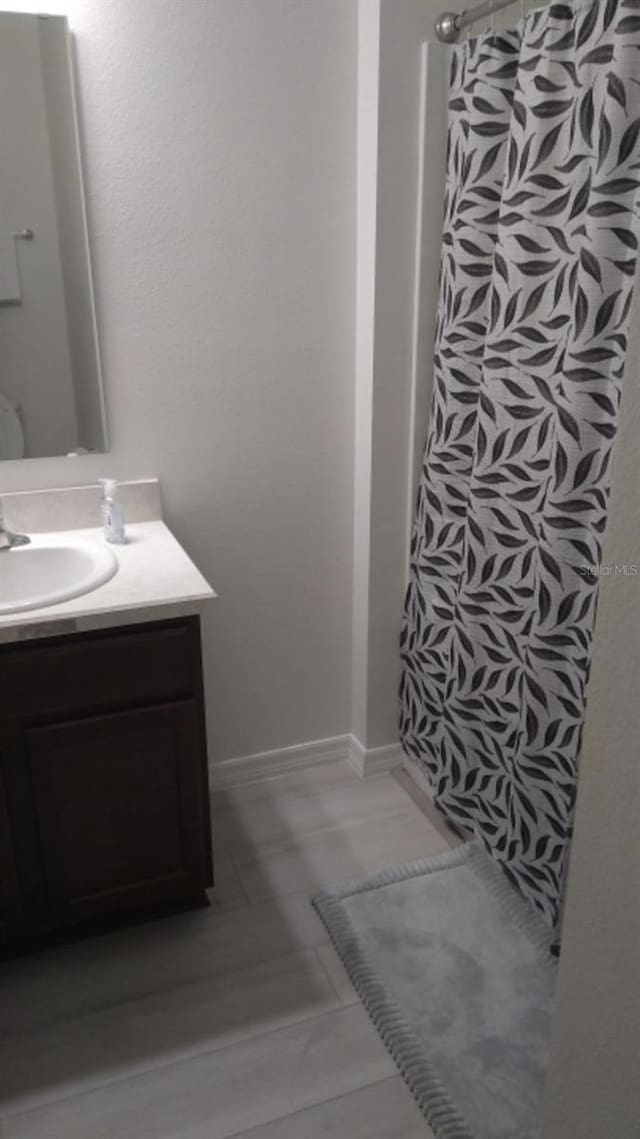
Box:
[0, 534, 118, 615]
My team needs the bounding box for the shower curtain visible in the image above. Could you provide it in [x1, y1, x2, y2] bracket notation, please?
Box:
[401, 0, 640, 927]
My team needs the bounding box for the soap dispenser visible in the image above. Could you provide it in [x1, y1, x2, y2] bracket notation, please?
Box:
[99, 478, 127, 544]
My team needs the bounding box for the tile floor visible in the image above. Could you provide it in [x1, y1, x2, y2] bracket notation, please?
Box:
[0, 761, 458, 1138]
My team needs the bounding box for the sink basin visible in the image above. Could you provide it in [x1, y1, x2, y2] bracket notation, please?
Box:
[0, 534, 118, 615]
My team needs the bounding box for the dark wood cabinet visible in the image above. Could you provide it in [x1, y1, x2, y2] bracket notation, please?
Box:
[0, 758, 23, 944]
[0, 617, 213, 955]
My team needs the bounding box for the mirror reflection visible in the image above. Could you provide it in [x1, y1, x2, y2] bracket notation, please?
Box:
[0, 11, 107, 461]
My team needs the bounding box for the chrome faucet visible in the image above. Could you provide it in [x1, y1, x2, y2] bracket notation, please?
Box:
[0, 501, 30, 551]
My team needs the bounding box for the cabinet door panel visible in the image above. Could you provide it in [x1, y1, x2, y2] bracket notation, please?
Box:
[0, 759, 23, 941]
[26, 701, 208, 927]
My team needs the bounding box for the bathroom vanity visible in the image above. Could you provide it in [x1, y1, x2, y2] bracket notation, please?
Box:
[0, 617, 212, 952]
[0, 481, 216, 956]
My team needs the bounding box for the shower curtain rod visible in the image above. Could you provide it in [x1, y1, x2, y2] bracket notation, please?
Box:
[435, 0, 519, 42]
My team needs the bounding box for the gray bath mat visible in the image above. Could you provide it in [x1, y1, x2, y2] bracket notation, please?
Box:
[312, 842, 556, 1139]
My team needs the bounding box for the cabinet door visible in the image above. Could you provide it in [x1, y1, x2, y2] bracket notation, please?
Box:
[0, 758, 23, 942]
[26, 701, 209, 928]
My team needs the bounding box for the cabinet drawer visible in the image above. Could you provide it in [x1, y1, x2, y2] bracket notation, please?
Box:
[0, 619, 198, 722]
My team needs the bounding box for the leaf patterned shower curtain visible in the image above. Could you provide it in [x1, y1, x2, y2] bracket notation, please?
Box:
[401, 0, 640, 927]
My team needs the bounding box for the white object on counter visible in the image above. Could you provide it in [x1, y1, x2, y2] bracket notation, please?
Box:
[99, 478, 126, 544]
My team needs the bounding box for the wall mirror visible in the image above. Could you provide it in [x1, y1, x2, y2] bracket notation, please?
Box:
[0, 11, 107, 461]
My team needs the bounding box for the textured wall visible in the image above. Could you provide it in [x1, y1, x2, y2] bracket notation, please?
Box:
[0, 0, 357, 763]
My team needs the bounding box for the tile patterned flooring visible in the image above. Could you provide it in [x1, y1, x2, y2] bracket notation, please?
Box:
[0, 762, 458, 1138]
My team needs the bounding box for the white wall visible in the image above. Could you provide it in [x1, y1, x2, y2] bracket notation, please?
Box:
[352, 0, 446, 752]
[0, 0, 357, 765]
[542, 285, 640, 1138]
[351, 0, 379, 749]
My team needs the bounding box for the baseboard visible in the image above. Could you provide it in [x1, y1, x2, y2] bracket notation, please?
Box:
[209, 733, 351, 789]
[401, 753, 435, 798]
[348, 737, 405, 779]
[210, 731, 407, 789]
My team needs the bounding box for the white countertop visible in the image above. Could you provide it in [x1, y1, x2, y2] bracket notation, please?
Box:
[0, 520, 216, 642]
